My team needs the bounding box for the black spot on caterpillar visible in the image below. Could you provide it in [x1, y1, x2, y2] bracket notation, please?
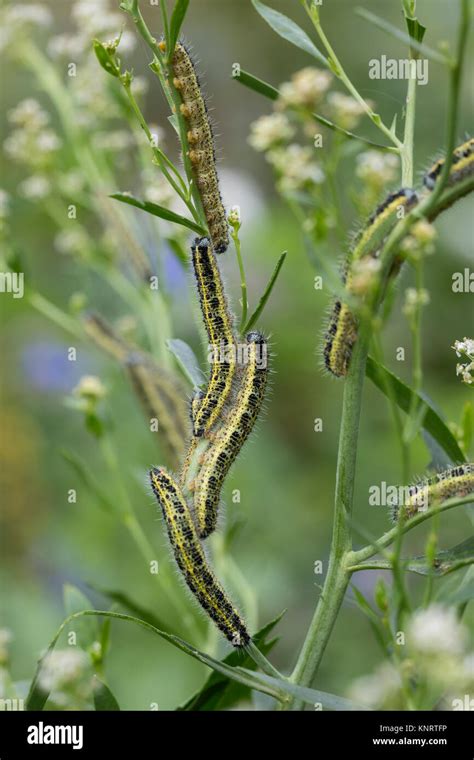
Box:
[82, 312, 189, 465]
[424, 137, 474, 190]
[191, 237, 236, 437]
[194, 331, 269, 539]
[391, 463, 474, 521]
[150, 466, 250, 647]
[323, 189, 418, 378]
[161, 40, 229, 253]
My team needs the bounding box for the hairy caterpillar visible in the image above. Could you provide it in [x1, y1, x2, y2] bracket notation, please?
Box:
[391, 463, 474, 521]
[323, 189, 418, 378]
[194, 331, 269, 539]
[191, 237, 236, 437]
[82, 312, 189, 465]
[150, 467, 250, 647]
[424, 137, 474, 190]
[160, 40, 229, 253]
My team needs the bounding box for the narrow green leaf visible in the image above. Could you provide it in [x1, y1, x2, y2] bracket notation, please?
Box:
[110, 193, 206, 235]
[252, 0, 328, 66]
[168, 0, 190, 55]
[355, 8, 446, 63]
[93, 39, 120, 77]
[405, 17, 426, 45]
[92, 676, 120, 711]
[87, 583, 177, 636]
[63, 584, 99, 651]
[177, 611, 285, 711]
[351, 537, 474, 577]
[366, 357, 465, 464]
[461, 401, 473, 455]
[166, 338, 205, 388]
[244, 251, 287, 333]
[233, 69, 393, 151]
[232, 69, 278, 100]
[60, 449, 115, 513]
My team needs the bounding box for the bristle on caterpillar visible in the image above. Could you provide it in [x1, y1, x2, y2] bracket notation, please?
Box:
[391, 463, 474, 522]
[191, 237, 236, 437]
[423, 138, 474, 190]
[194, 331, 269, 539]
[149, 467, 250, 647]
[323, 188, 418, 379]
[161, 40, 229, 253]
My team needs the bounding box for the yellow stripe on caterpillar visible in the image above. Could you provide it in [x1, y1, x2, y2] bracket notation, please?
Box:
[149, 467, 250, 647]
[323, 188, 418, 379]
[424, 137, 474, 190]
[163, 40, 228, 253]
[391, 463, 474, 521]
[194, 331, 269, 539]
[191, 237, 236, 437]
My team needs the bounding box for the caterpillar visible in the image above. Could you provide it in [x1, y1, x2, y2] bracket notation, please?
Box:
[323, 189, 418, 379]
[150, 466, 250, 647]
[424, 137, 474, 190]
[160, 40, 229, 254]
[194, 331, 269, 539]
[391, 463, 474, 521]
[191, 237, 236, 437]
[82, 312, 189, 465]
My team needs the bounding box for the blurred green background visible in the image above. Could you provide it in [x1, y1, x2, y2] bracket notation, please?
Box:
[1, 0, 473, 709]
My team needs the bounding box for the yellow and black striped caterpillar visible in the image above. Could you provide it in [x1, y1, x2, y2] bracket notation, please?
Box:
[423, 137, 474, 190]
[82, 312, 188, 465]
[323, 189, 418, 378]
[391, 463, 474, 521]
[191, 237, 236, 437]
[150, 466, 250, 647]
[161, 40, 229, 253]
[194, 331, 269, 539]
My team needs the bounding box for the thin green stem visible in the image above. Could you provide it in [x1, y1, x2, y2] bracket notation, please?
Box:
[303, 2, 402, 150]
[231, 225, 248, 333]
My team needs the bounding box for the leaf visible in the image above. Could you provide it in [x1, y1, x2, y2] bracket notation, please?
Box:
[355, 8, 446, 63]
[177, 611, 284, 711]
[27, 610, 367, 710]
[168, 114, 180, 134]
[93, 39, 120, 78]
[366, 357, 465, 464]
[252, 0, 328, 66]
[63, 584, 99, 651]
[92, 676, 120, 711]
[244, 251, 287, 333]
[461, 401, 473, 455]
[60, 449, 114, 514]
[166, 338, 205, 388]
[405, 17, 426, 45]
[231, 69, 278, 100]
[436, 566, 474, 605]
[87, 583, 176, 636]
[110, 193, 206, 235]
[233, 68, 393, 151]
[352, 538, 474, 577]
[168, 0, 190, 56]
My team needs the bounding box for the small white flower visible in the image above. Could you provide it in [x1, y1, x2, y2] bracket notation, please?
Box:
[228, 205, 241, 225]
[38, 649, 89, 693]
[248, 113, 295, 152]
[6, 4, 52, 28]
[402, 287, 430, 317]
[8, 99, 49, 129]
[348, 662, 402, 709]
[54, 229, 87, 256]
[452, 338, 474, 385]
[326, 92, 368, 130]
[269, 144, 325, 192]
[356, 150, 399, 189]
[19, 175, 51, 200]
[277, 67, 332, 109]
[407, 604, 468, 656]
[73, 375, 107, 401]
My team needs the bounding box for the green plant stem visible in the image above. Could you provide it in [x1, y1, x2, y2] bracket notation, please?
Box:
[349, 495, 474, 566]
[286, 331, 369, 709]
[303, 2, 402, 150]
[231, 227, 248, 332]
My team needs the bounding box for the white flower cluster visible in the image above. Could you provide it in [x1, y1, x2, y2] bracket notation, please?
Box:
[453, 337, 474, 385]
[356, 150, 399, 191]
[4, 99, 61, 186]
[402, 287, 430, 317]
[38, 648, 92, 709]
